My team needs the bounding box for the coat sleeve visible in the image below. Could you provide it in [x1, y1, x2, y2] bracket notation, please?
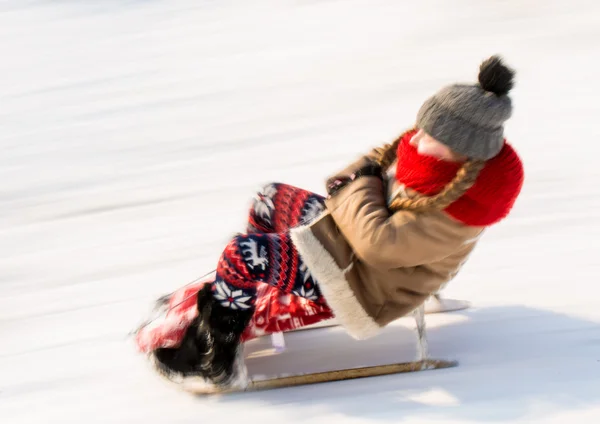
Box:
[324, 176, 480, 269]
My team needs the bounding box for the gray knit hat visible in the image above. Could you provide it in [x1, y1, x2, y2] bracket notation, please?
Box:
[416, 55, 516, 160]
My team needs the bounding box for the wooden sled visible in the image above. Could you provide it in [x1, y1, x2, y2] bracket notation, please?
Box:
[184, 302, 457, 394]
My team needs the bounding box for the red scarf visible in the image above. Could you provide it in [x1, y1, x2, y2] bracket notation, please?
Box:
[394, 130, 524, 226]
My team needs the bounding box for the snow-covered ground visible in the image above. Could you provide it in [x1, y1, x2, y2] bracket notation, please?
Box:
[1, 0, 599, 422]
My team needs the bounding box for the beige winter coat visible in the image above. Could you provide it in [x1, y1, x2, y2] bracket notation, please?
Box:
[289, 152, 485, 340]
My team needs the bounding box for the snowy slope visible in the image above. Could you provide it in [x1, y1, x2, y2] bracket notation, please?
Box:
[1, 1, 600, 423]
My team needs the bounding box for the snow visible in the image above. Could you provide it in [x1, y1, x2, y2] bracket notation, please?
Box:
[1, 0, 600, 422]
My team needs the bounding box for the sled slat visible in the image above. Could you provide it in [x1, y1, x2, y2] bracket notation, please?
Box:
[246, 359, 457, 391]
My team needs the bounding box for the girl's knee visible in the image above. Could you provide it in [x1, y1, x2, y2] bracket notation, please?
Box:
[256, 182, 281, 198]
[249, 184, 282, 232]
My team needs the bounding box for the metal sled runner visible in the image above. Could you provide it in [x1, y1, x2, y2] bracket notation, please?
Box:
[265, 294, 469, 355]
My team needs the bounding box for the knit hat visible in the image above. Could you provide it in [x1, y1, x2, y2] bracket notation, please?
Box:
[416, 55, 516, 160]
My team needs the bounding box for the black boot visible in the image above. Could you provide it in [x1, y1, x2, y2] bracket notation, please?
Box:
[152, 284, 253, 392]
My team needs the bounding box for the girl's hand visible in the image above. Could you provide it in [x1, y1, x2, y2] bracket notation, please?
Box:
[326, 162, 383, 198]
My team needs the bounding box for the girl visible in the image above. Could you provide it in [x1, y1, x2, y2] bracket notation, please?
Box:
[142, 55, 525, 392]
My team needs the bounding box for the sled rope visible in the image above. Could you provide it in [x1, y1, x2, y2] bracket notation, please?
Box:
[161, 269, 216, 310]
[130, 269, 216, 336]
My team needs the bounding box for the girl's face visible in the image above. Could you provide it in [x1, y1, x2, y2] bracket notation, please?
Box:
[409, 129, 467, 162]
